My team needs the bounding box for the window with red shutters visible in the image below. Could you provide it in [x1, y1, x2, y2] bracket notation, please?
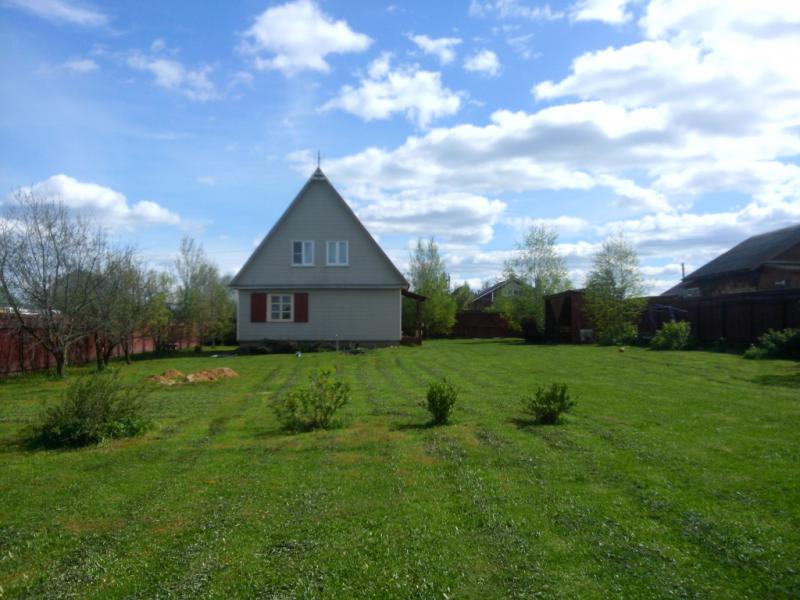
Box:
[250, 292, 266, 322]
[294, 293, 308, 322]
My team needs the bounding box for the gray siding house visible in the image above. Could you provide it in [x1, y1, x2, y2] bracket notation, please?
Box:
[229, 168, 409, 345]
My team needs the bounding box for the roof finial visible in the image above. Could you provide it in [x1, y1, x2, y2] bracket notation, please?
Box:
[317, 150, 321, 169]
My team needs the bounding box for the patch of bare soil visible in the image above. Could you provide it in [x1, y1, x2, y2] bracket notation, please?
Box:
[147, 367, 239, 385]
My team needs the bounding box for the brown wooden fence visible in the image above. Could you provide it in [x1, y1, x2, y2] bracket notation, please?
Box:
[452, 311, 513, 338]
[0, 320, 198, 376]
[545, 289, 800, 344]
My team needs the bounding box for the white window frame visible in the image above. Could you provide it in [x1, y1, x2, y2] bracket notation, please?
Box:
[291, 240, 314, 266]
[267, 293, 294, 322]
[326, 240, 349, 266]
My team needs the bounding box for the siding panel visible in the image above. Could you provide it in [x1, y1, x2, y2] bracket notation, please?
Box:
[239, 289, 401, 342]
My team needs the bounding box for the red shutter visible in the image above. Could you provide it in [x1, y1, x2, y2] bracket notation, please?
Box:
[251, 293, 266, 323]
[294, 293, 308, 322]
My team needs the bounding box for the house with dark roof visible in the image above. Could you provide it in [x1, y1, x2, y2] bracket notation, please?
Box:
[229, 168, 411, 345]
[468, 277, 524, 310]
[664, 223, 800, 297]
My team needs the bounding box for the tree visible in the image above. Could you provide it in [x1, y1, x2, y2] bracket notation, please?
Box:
[139, 271, 174, 351]
[501, 223, 571, 335]
[407, 238, 456, 337]
[451, 283, 475, 311]
[173, 237, 235, 346]
[0, 191, 107, 376]
[584, 233, 647, 345]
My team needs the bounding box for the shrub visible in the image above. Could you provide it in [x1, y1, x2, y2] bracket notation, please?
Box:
[520, 317, 546, 343]
[425, 378, 458, 425]
[650, 320, 691, 350]
[28, 370, 150, 448]
[596, 323, 638, 346]
[274, 367, 350, 431]
[522, 382, 575, 425]
[743, 328, 800, 360]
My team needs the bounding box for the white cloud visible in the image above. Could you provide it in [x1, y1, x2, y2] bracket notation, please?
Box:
[4, 0, 107, 26]
[127, 50, 217, 102]
[408, 34, 462, 65]
[240, 0, 371, 75]
[469, 0, 564, 20]
[464, 50, 501, 76]
[504, 215, 590, 234]
[22, 175, 181, 229]
[196, 176, 216, 186]
[570, 0, 632, 24]
[63, 58, 97, 73]
[323, 54, 462, 128]
[357, 191, 506, 245]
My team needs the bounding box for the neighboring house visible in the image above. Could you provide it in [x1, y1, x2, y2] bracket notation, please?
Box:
[664, 223, 800, 297]
[229, 168, 410, 345]
[468, 277, 523, 310]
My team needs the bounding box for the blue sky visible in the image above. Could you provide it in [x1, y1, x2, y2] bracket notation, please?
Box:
[2, 0, 799, 292]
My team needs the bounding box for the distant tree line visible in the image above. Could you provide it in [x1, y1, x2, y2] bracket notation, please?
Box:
[403, 225, 646, 344]
[0, 190, 235, 376]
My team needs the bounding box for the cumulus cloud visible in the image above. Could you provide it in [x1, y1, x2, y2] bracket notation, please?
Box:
[504, 215, 590, 235]
[127, 49, 217, 102]
[240, 0, 371, 75]
[20, 175, 181, 229]
[4, 0, 108, 26]
[464, 50, 501, 76]
[357, 191, 506, 245]
[314, 1, 800, 292]
[570, 0, 632, 24]
[408, 34, 462, 65]
[322, 54, 462, 128]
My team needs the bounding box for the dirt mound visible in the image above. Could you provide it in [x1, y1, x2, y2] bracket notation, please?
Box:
[163, 369, 185, 379]
[148, 367, 240, 385]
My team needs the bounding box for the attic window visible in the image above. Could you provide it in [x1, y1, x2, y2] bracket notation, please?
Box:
[326, 241, 348, 266]
[292, 240, 314, 266]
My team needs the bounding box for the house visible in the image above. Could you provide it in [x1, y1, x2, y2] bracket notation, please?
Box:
[229, 168, 410, 346]
[664, 223, 800, 297]
[468, 277, 523, 310]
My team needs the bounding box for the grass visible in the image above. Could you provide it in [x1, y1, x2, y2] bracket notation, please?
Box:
[0, 340, 798, 598]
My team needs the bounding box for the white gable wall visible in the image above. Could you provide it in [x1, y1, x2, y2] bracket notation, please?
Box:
[232, 177, 406, 289]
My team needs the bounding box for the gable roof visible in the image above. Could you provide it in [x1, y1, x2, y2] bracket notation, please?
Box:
[229, 168, 408, 288]
[684, 223, 800, 282]
[470, 277, 522, 304]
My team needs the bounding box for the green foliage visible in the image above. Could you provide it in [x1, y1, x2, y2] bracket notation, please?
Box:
[27, 370, 150, 448]
[502, 224, 571, 336]
[584, 234, 646, 345]
[451, 283, 475, 311]
[407, 239, 456, 336]
[743, 328, 800, 360]
[425, 378, 458, 425]
[522, 382, 574, 424]
[274, 367, 350, 431]
[650, 320, 692, 350]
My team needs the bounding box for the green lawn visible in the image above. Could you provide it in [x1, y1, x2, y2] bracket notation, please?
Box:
[0, 340, 798, 599]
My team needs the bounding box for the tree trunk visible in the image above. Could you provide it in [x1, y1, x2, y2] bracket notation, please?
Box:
[123, 338, 132, 364]
[54, 349, 66, 378]
[95, 337, 105, 371]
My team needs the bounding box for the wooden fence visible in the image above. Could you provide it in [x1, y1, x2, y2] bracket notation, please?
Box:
[0, 321, 198, 376]
[452, 311, 513, 338]
[545, 289, 800, 344]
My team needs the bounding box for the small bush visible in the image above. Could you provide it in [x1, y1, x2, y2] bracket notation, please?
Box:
[520, 317, 546, 343]
[522, 382, 575, 425]
[650, 320, 691, 350]
[28, 370, 150, 448]
[425, 378, 458, 425]
[596, 323, 638, 346]
[274, 367, 350, 431]
[743, 328, 800, 360]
